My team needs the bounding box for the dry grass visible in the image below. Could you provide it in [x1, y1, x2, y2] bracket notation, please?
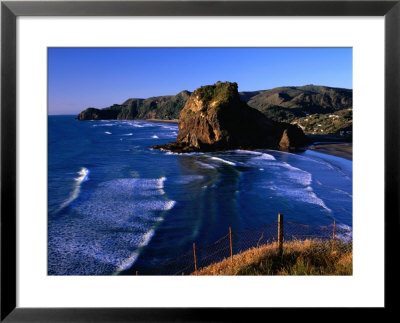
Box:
[193, 239, 352, 276]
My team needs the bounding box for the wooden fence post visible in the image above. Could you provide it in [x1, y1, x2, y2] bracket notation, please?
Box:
[193, 243, 198, 274]
[332, 220, 336, 251]
[229, 227, 233, 264]
[278, 213, 284, 255]
[332, 220, 336, 240]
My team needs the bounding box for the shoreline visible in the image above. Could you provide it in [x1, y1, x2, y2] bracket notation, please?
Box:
[141, 118, 178, 124]
[74, 116, 352, 160]
[307, 143, 352, 161]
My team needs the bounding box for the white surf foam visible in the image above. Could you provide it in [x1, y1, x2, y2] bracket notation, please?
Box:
[132, 121, 155, 128]
[333, 188, 353, 198]
[335, 223, 353, 242]
[250, 153, 276, 161]
[209, 156, 237, 166]
[282, 162, 312, 186]
[233, 149, 262, 155]
[157, 176, 167, 194]
[104, 131, 112, 135]
[174, 175, 205, 184]
[164, 151, 179, 155]
[92, 123, 114, 127]
[163, 200, 177, 210]
[48, 176, 176, 275]
[151, 135, 159, 139]
[249, 155, 332, 214]
[58, 167, 89, 211]
[76, 167, 89, 182]
[196, 161, 217, 169]
[159, 125, 179, 131]
[115, 228, 156, 273]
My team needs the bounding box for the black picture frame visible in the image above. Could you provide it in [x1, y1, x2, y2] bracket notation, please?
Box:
[1, 0, 399, 321]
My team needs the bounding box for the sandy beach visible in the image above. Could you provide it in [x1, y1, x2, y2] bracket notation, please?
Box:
[308, 143, 352, 160]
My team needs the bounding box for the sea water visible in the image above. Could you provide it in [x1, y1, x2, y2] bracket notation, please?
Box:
[48, 116, 352, 275]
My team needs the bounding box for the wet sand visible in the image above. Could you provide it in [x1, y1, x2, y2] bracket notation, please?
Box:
[308, 143, 352, 161]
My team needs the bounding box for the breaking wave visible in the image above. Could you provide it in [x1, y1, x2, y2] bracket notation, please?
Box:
[248, 156, 332, 214]
[48, 176, 176, 275]
[209, 156, 237, 166]
[58, 167, 89, 211]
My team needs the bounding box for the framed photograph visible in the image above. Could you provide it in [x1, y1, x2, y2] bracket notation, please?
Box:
[1, 0, 398, 321]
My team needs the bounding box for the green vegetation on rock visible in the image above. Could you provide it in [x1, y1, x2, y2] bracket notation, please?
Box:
[196, 81, 239, 106]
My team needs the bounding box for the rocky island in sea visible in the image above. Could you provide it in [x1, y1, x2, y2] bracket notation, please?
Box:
[152, 81, 309, 153]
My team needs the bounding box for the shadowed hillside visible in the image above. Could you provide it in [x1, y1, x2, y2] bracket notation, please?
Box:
[78, 90, 190, 121]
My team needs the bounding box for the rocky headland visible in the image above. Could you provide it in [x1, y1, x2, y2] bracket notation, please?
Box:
[77, 91, 190, 121]
[152, 82, 310, 153]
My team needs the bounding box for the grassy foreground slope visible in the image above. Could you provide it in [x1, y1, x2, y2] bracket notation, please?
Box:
[193, 240, 352, 275]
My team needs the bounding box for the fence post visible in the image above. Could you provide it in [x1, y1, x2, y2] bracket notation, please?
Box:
[278, 213, 284, 255]
[193, 243, 198, 274]
[136, 271, 138, 276]
[229, 227, 233, 264]
[332, 220, 336, 240]
[332, 220, 336, 251]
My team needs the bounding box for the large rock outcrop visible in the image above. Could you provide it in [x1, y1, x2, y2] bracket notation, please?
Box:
[153, 81, 309, 153]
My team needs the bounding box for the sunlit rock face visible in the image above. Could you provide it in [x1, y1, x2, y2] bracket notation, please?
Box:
[153, 81, 309, 153]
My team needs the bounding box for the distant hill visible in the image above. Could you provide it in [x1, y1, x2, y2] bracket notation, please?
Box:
[77, 84, 352, 135]
[245, 85, 352, 122]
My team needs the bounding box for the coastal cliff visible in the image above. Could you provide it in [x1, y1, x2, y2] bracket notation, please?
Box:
[152, 82, 309, 153]
[77, 90, 190, 121]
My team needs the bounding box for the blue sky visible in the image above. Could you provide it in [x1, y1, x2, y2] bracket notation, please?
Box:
[48, 48, 352, 115]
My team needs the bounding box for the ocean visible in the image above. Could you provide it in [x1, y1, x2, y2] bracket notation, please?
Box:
[48, 115, 352, 275]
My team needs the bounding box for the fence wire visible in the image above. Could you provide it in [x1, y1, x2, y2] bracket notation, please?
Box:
[144, 220, 352, 275]
[147, 248, 195, 275]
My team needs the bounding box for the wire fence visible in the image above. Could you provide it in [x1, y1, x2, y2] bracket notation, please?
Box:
[144, 215, 352, 275]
